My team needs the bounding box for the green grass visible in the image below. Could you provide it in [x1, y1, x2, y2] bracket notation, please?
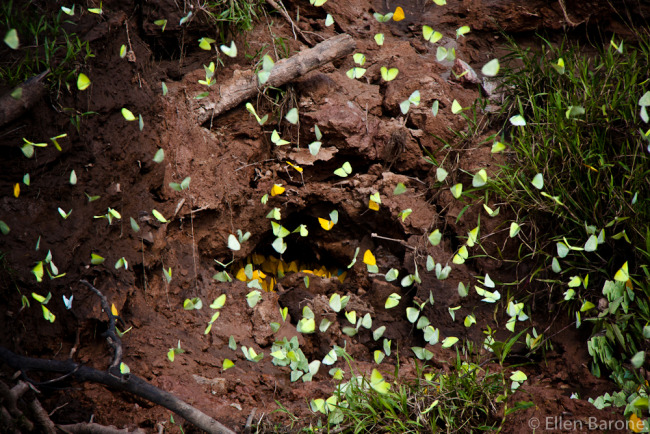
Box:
[278, 347, 529, 434]
[201, 0, 264, 36]
[488, 31, 650, 406]
[1, 1, 93, 92]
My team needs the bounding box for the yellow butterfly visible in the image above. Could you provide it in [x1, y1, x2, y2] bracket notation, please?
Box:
[318, 218, 334, 230]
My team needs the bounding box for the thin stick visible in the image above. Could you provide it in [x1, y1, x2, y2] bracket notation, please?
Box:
[265, 0, 313, 46]
[371, 233, 416, 250]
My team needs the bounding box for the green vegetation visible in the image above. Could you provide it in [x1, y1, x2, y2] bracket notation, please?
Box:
[489, 32, 650, 418]
[201, 0, 264, 34]
[0, 1, 93, 91]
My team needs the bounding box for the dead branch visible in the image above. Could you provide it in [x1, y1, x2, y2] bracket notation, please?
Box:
[0, 347, 235, 434]
[58, 422, 146, 434]
[0, 70, 49, 130]
[0, 379, 34, 432]
[192, 33, 355, 124]
[27, 397, 56, 434]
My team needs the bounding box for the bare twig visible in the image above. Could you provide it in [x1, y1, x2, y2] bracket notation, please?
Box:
[264, 0, 313, 46]
[371, 233, 416, 250]
[244, 407, 257, 433]
[558, 0, 586, 27]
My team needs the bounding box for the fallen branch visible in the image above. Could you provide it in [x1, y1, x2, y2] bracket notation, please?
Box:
[59, 422, 146, 434]
[0, 70, 49, 130]
[192, 33, 355, 124]
[0, 347, 235, 434]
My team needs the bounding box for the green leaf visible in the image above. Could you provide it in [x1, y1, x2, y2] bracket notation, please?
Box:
[91, 253, 105, 265]
[0, 221, 10, 235]
[119, 44, 126, 58]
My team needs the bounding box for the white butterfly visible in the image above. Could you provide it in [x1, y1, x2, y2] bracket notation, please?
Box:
[63, 294, 73, 310]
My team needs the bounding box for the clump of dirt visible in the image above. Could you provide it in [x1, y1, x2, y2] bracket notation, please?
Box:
[1, 0, 645, 431]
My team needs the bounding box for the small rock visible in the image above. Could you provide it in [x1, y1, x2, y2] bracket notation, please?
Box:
[192, 374, 227, 395]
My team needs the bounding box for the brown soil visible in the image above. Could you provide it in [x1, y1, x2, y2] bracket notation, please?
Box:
[1, 0, 647, 432]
